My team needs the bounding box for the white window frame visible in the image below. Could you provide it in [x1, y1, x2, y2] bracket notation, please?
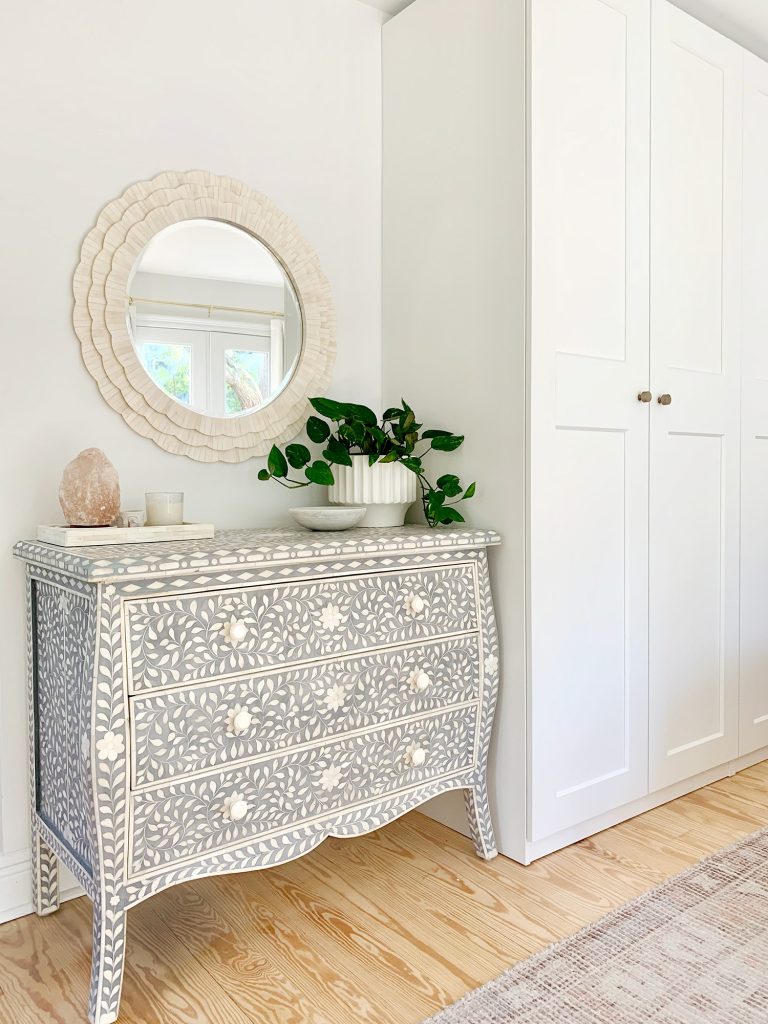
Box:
[134, 313, 282, 416]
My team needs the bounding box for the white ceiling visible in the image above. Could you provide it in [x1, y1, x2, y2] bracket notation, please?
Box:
[135, 220, 284, 286]
[353, 0, 768, 58]
[354, 0, 414, 16]
[672, 0, 768, 58]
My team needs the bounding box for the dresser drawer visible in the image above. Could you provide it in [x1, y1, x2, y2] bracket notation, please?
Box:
[129, 706, 478, 875]
[125, 563, 478, 692]
[129, 634, 481, 787]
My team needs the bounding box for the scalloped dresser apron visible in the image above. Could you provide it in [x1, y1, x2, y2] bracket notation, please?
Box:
[13, 526, 501, 1024]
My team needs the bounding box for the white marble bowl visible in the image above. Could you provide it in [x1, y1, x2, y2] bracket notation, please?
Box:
[289, 506, 367, 532]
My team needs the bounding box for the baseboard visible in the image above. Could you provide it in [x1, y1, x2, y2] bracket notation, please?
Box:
[521, 747, 768, 864]
[0, 850, 84, 925]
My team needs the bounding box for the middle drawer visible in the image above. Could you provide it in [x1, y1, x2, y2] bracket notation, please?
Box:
[129, 633, 481, 788]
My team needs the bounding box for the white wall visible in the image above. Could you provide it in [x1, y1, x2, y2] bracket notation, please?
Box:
[383, 0, 528, 857]
[0, 0, 383, 920]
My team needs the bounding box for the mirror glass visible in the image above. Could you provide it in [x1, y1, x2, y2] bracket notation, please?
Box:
[126, 219, 302, 417]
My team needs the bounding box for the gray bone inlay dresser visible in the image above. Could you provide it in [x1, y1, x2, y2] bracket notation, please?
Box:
[14, 526, 501, 1023]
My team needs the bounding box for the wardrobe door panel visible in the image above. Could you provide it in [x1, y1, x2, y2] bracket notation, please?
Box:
[529, 0, 651, 841]
[649, 0, 742, 790]
[740, 52, 768, 756]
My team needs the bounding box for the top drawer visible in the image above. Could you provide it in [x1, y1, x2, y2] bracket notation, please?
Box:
[125, 563, 478, 691]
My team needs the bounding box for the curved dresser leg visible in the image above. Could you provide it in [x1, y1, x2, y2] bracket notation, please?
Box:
[32, 832, 60, 916]
[88, 901, 127, 1024]
[464, 781, 498, 860]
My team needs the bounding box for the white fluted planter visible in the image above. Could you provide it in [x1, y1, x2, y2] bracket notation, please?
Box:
[329, 456, 417, 527]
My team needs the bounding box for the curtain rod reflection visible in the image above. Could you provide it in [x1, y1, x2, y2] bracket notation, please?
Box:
[128, 296, 286, 319]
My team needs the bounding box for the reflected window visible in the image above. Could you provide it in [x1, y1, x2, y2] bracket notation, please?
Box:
[225, 349, 269, 413]
[139, 343, 192, 406]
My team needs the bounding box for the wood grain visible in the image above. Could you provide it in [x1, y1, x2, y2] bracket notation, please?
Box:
[1, 763, 767, 1024]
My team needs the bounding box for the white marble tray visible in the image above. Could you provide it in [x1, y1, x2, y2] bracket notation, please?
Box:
[36, 523, 215, 547]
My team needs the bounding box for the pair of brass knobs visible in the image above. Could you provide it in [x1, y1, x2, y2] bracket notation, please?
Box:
[638, 391, 672, 405]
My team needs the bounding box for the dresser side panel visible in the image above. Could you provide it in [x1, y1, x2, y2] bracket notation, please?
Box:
[32, 577, 96, 875]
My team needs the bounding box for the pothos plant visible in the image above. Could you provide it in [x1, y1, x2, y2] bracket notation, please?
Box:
[258, 397, 476, 527]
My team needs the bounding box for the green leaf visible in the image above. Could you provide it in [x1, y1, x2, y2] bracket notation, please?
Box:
[339, 421, 365, 446]
[309, 397, 348, 421]
[310, 397, 377, 426]
[431, 434, 464, 452]
[437, 474, 462, 497]
[305, 461, 335, 486]
[402, 410, 416, 431]
[286, 444, 311, 469]
[306, 416, 331, 443]
[463, 481, 476, 500]
[426, 489, 446, 512]
[267, 445, 288, 478]
[368, 453, 380, 466]
[257, 469, 271, 482]
[401, 457, 422, 474]
[341, 403, 378, 426]
[379, 449, 401, 463]
[323, 436, 353, 467]
[382, 407, 402, 421]
[421, 429, 452, 439]
[436, 506, 465, 524]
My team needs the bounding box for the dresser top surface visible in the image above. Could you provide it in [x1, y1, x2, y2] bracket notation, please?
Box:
[14, 526, 500, 582]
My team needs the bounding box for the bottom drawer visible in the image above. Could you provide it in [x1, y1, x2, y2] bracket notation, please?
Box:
[129, 706, 478, 875]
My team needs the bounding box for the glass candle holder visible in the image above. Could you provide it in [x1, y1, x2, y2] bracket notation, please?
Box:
[145, 491, 184, 527]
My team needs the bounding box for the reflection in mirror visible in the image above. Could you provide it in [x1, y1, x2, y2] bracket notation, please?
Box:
[126, 219, 302, 418]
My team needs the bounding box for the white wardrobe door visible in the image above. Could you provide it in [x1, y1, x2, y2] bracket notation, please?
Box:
[649, 0, 742, 790]
[740, 51, 768, 757]
[529, 0, 650, 841]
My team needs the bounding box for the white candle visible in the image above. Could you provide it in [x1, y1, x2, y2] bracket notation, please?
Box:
[145, 491, 184, 526]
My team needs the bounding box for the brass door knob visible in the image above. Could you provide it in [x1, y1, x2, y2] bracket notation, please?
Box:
[658, 394, 672, 406]
[638, 391, 652, 403]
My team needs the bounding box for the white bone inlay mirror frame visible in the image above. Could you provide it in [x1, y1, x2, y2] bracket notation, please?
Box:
[73, 171, 336, 462]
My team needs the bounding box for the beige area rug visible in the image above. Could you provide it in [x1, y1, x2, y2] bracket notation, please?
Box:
[425, 827, 768, 1023]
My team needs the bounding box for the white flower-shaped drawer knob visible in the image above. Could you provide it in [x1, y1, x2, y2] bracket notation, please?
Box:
[226, 704, 253, 737]
[408, 669, 432, 693]
[223, 792, 249, 823]
[403, 592, 427, 618]
[222, 616, 249, 646]
[405, 742, 427, 768]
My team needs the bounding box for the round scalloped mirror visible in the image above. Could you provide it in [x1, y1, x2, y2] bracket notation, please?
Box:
[73, 171, 336, 463]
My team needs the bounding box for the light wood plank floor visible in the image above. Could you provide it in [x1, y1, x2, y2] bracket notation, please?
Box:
[1, 762, 767, 1024]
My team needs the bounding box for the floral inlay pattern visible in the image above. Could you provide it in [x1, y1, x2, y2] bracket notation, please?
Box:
[320, 766, 343, 792]
[34, 581, 95, 871]
[323, 684, 347, 712]
[126, 564, 477, 691]
[319, 603, 343, 631]
[129, 634, 481, 786]
[130, 707, 477, 874]
[96, 732, 125, 763]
